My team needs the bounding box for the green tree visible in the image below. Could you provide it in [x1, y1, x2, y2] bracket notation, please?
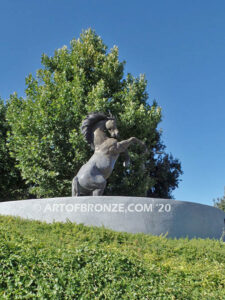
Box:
[6, 29, 182, 198]
[0, 99, 31, 201]
[213, 188, 225, 212]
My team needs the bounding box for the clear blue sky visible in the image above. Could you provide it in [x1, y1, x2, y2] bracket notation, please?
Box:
[1, 0, 225, 205]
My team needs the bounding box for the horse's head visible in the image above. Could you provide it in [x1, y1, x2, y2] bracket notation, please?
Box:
[105, 119, 119, 138]
[81, 112, 119, 149]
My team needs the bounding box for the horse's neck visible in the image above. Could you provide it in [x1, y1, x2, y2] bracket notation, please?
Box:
[93, 128, 107, 147]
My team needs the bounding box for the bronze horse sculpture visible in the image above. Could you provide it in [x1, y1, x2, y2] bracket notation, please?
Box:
[72, 112, 147, 196]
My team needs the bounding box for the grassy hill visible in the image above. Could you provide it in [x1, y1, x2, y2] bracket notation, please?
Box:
[0, 215, 224, 299]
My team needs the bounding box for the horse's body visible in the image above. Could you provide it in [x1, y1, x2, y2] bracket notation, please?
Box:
[72, 112, 146, 196]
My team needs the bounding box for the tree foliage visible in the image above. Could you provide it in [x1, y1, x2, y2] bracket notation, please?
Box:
[213, 188, 225, 212]
[0, 99, 30, 201]
[6, 29, 182, 198]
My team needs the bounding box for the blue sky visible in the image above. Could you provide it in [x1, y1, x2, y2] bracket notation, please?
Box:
[1, 0, 225, 205]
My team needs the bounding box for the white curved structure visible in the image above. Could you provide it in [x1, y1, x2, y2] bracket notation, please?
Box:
[0, 197, 224, 240]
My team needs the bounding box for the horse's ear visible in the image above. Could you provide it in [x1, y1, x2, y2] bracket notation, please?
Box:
[108, 110, 115, 120]
[108, 110, 112, 118]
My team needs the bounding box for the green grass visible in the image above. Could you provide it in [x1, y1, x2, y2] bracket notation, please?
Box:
[0, 216, 224, 299]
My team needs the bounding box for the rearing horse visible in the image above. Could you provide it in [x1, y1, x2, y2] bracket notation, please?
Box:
[72, 112, 146, 196]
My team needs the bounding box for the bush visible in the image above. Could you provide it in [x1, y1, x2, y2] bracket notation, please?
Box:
[0, 216, 224, 299]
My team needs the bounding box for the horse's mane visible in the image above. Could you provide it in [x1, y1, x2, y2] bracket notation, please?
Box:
[81, 112, 115, 149]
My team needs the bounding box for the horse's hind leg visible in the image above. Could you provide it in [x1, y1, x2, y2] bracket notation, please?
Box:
[72, 176, 80, 196]
[92, 178, 106, 196]
[93, 188, 105, 196]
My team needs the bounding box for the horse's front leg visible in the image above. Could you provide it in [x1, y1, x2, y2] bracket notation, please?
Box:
[117, 137, 147, 153]
[123, 149, 130, 167]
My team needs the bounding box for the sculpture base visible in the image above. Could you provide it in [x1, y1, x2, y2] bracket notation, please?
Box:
[0, 196, 224, 240]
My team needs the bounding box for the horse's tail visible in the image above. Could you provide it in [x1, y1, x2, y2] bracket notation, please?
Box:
[72, 176, 80, 197]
